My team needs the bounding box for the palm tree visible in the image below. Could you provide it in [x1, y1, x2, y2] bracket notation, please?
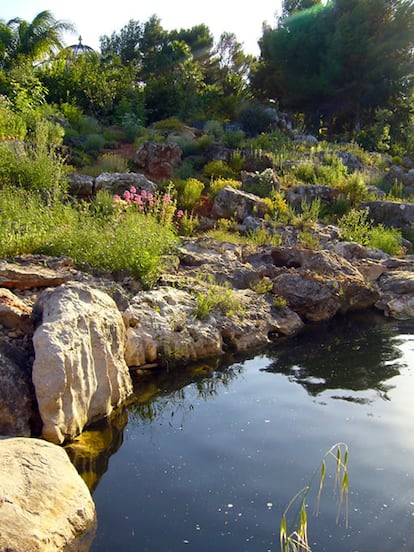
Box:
[0, 10, 75, 68]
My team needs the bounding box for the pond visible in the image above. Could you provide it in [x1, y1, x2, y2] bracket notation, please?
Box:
[68, 310, 414, 551]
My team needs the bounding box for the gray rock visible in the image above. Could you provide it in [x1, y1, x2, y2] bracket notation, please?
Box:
[0, 342, 34, 437]
[68, 173, 94, 199]
[212, 186, 267, 222]
[94, 172, 157, 196]
[360, 200, 414, 233]
[286, 185, 340, 210]
[123, 285, 303, 367]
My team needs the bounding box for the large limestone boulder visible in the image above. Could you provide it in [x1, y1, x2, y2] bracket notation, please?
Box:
[211, 186, 268, 222]
[32, 283, 133, 444]
[94, 171, 157, 196]
[68, 173, 94, 199]
[0, 437, 96, 552]
[360, 200, 414, 233]
[123, 286, 303, 367]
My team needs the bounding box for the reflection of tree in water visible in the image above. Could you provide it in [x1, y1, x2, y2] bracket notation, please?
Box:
[65, 408, 128, 493]
[129, 356, 243, 425]
[262, 311, 414, 402]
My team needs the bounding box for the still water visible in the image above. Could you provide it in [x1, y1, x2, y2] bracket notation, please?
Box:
[73, 311, 414, 551]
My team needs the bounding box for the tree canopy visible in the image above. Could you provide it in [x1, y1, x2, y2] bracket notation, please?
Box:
[0, 10, 74, 69]
[253, 0, 414, 137]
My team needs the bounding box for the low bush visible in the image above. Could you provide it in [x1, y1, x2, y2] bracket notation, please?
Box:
[0, 186, 179, 288]
[175, 178, 205, 210]
[203, 160, 235, 179]
[338, 207, 403, 256]
[0, 127, 67, 199]
[194, 280, 242, 319]
[209, 177, 241, 199]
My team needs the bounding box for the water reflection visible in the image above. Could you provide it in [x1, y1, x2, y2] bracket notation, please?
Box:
[263, 310, 411, 402]
[66, 311, 414, 496]
[129, 357, 243, 424]
[65, 408, 128, 492]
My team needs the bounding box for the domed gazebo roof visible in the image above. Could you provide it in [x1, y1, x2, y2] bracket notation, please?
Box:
[66, 36, 96, 57]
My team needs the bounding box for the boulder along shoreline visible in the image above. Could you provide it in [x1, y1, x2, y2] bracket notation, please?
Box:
[2, 229, 414, 551]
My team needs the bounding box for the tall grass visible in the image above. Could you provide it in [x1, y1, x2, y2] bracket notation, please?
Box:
[0, 187, 179, 288]
[280, 443, 349, 552]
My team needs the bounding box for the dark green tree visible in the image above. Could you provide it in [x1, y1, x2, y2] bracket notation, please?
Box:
[99, 19, 143, 66]
[253, 0, 414, 137]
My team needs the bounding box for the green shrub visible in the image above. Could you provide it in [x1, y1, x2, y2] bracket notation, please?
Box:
[367, 225, 403, 256]
[338, 171, 370, 205]
[177, 212, 200, 237]
[338, 207, 403, 255]
[298, 231, 320, 249]
[338, 208, 372, 245]
[83, 153, 129, 176]
[249, 277, 273, 294]
[84, 133, 106, 155]
[176, 178, 205, 210]
[0, 186, 179, 288]
[194, 281, 242, 319]
[209, 177, 241, 199]
[246, 225, 282, 246]
[0, 135, 67, 199]
[120, 113, 143, 141]
[152, 117, 186, 134]
[203, 160, 235, 179]
[203, 120, 224, 140]
[223, 129, 245, 148]
[0, 96, 27, 140]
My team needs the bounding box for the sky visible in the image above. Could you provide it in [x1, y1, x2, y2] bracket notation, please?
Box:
[1, 0, 282, 56]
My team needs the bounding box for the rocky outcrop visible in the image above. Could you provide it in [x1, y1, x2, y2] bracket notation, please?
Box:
[383, 165, 414, 197]
[0, 342, 34, 436]
[68, 172, 157, 199]
[361, 200, 414, 233]
[134, 141, 182, 180]
[32, 283, 133, 444]
[123, 286, 303, 367]
[0, 288, 33, 333]
[0, 259, 72, 290]
[212, 186, 268, 222]
[286, 184, 340, 210]
[241, 168, 280, 197]
[0, 437, 96, 552]
[68, 173, 94, 199]
[376, 270, 414, 318]
[94, 172, 156, 196]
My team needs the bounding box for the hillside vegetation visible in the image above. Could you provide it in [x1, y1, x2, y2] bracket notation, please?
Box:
[1, 3, 413, 286]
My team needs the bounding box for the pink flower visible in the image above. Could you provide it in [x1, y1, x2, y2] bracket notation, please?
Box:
[113, 194, 121, 202]
[176, 209, 184, 218]
[123, 190, 131, 200]
[147, 193, 153, 201]
[163, 194, 171, 204]
[141, 189, 147, 198]
[134, 196, 143, 205]
[130, 186, 137, 194]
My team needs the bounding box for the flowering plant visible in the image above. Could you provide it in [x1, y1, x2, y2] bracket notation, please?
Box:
[113, 185, 183, 227]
